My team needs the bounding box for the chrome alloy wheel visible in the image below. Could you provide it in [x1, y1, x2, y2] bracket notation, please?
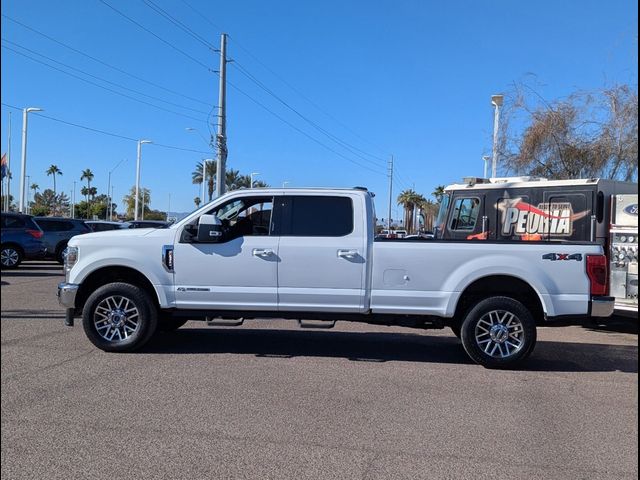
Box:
[474, 310, 524, 359]
[93, 295, 140, 342]
[1, 248, 19, 267]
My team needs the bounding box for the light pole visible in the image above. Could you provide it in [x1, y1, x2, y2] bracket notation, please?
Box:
[134, 140, 152, 221]
[491, 94, 504, 178]
[250, 172, 260, 188]
[201, 158, 214, 203]
[111, 185, 115, 219]
[18, 107, 43, 213]
[72, 181, 76, 218]
[25, 175, 30, 214]
[282, 181, 290, 188]
[107, 158, 126, 220]
[482, 155, 490, 179]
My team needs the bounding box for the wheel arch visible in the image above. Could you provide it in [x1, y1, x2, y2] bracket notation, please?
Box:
[452, 275, 545, 326]
[75, 265, 160, 315]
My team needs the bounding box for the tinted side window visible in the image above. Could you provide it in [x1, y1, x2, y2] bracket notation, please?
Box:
[450, 198, 480, 231]
[282, 196, 353, 237]
[2, 215, 26, 228]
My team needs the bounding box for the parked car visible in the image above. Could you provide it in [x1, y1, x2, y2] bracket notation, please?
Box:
[1, 212, 47, 269]
[125, 220, 170, 229]
[33, 217, 91, 264]
[58, 188, 614, 368]
[85, 221, 128, 232]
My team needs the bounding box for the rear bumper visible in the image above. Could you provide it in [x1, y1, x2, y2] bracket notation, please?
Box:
[589, 296, 616, 318]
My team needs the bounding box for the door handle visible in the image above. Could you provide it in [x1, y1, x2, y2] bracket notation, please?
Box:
[252, 248, 274, 258]
[337, 249, 358, 258]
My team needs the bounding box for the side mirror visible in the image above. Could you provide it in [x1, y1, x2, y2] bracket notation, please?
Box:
[197, 214, 223, 242]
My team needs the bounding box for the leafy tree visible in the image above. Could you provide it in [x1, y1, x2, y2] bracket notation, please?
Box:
[32, 189, 69, 217]
[46, 165, 62, 194]
[122, 186, 151, 219]
[501, 82, 637, 181]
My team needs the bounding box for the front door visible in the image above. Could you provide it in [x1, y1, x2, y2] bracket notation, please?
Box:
[276, 194, 366, 313]
[173, 195, 278, 311]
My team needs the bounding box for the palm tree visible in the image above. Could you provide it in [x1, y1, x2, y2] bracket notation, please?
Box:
[397, 189, 426, 234]
[432, 185, 446, 203]
[80, 169, 94, 212]
[46, 165, 62, 194]
[191, 161, 217, 202]
[30, 183, 39, 197]
[225, 169, 244, 191]
[194, 196, 201, 208]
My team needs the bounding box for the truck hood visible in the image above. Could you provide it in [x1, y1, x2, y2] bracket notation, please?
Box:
[68, 227, 174, 246]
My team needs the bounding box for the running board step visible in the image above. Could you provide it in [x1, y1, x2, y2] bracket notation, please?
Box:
[206, 317, 244, 327]
[297, 319, 336, 329]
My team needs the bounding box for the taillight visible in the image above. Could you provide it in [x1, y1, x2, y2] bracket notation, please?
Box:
[586, 255, 608, 296]
[26, 229, 43, 239]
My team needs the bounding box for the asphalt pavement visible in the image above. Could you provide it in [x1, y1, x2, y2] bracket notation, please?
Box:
[1, 261, 638, 480]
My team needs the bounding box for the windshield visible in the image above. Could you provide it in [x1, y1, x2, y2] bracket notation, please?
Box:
[434, 193, 451, 239]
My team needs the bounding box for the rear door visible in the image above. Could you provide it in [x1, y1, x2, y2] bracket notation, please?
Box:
[276, 194, 366, 313]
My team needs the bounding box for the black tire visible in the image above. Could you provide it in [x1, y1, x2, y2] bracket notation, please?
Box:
[82, 282, 158, 352]
[460, 296, 537, 369]
[1, 244, 23, 269]
[55, 242, 68, 264]
[157, 316, 189, 332]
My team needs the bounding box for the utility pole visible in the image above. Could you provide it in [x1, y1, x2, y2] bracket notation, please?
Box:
[215, 33, 228, 197]
[72, 181, 76, 218]
[387, 156, 393, 232]
[491, 94, 504, 178]
[4, 112, 11, 211]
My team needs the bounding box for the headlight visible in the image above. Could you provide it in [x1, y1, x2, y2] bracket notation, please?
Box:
[64, 246, 78, 277]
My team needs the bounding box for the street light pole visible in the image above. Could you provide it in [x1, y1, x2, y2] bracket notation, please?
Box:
[134, 140, 151, 221]
[250, 172, 260, 188]
[72, 181, 76, 218]
[482, 155, 490, 179]
[282, 181, 289, 188]
[25, 175, 30, 214]
[107, 158, 126, 220]
[491, 94, 504, 178]
[18, 107, 43, 213]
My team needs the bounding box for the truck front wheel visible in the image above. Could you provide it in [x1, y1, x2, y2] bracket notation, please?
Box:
[460, 296, 536, 369]
[82, 282, 158, 352]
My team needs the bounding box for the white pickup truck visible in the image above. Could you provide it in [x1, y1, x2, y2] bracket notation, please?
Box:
[58, 188, 614, 368]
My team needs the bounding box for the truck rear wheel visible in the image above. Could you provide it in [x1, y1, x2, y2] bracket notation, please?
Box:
[460, 296, 536, 368]
[82, 282, 158, 352]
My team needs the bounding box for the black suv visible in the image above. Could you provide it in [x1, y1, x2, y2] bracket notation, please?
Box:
[1, 213, 47, 268]
[33, 217, 91, 264]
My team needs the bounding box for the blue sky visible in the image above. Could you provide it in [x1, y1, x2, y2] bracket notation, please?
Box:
[1, 0, 637, 217]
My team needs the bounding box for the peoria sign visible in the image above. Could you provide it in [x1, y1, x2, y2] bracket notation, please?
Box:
[500, 199, 589, 237]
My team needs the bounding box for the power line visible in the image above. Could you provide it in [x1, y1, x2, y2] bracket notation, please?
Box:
[2, 44, 207, 123]
[1, 102, 211, 154]
[141, 0, 216, 50]
[97, 0, 386, 176]
[98, 0, 213, 72]
[230, 60, 387, 169]
[220, 74, 386, 176]
[1, 14, 213, 107]
[2, 38, 210, 115]
[178, 0, 390, 161]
